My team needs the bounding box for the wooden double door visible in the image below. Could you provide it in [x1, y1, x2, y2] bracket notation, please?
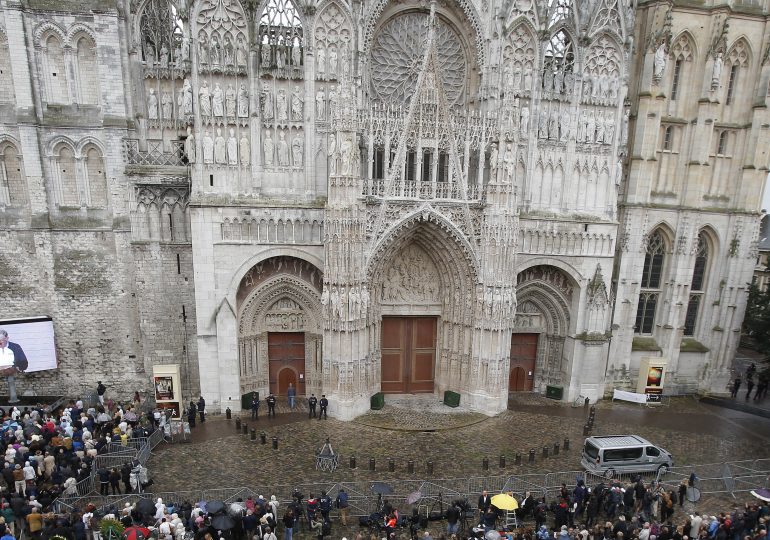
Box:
[509, 333, 538, 391]
[381, 317, 437, 393]
[268, 332, 306, 396]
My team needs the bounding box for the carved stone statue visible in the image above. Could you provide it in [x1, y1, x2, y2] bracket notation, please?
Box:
[560, 109, 571, 141]
[523, 68, 532, 92]
[212, 83, 224, 118]
[236, 84, 249, 118]
[276, 47, 285, 69]
[520, 106, 529, 133]
[503, 144, 515, 183]
[578, 110, 587, 142]
[328, 47, 338, 77]
[538, 110, 548, 139]
[214, 128, 226, 164]
[179, 78, 193, 116]
[224, 36, 234, 66]
[276, 89, 288, 122]
[595, 111, 606, 143]
[277, 130, 290, 166]
[292, 132, 303, 167]
[144, 40, 156, 64]
[198, 37, 208, 65]
[203, 131, 214, 164]
[199, 81, 211, 117]
[653, 42, 667, 83]
[181, 38, 189, 64]
[291, 86, 303, 121]
[147, 89, 158, 119]
[549, 110, 558, 140]
[184, 127, 195, 163]
[711, 52, 723, 90]
[263, 130, 275, 166]
[621, 108, 630, 145]
[226, 128, 238, 165]
[317, 47, 326, 75]
[316, 87, 325, 120]
[236, 37, 247, 67]
[328, 133, 337, 175]
[328, 86, 338, 119]
[225, 84, 236, 117]
[585, 110, 596, 143]
[292, 43, 301, 66]
[340, 136, 353, 175]
[261, 44, 271, 67]
[582, 76, 592, 100]
[489, 143, 498, 169]
[554, 69, 564, 94]
[161, 92, 173, 120]
[211, 35, 221, 66]
[605, 113, 615, 144]
[240, 134, 250, 166]
[159, 44, 169, 69]
[260, 82, 273, 120]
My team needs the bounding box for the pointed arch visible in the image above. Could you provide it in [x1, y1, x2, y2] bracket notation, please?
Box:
[505, 3, 538, 30]
[0, 139, 26, 207]
[584, 32, 623, 78]
[73, 33, 99, 105]
[726, 36, 752, 67]
[65, 23, 98, 47]
[547, 0, 576, 29]
[38, 29, 68, 104]
[314, 0, 354, 80]
[670, 30, 697, 62]
[588, 0, 623, 41]
[502, 20, 538, 90]
[52, 141, 79, 207]
[0, 27, 14, 104]
[83, 144, 108, 208]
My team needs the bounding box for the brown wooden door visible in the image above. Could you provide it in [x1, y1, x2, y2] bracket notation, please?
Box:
[268, 332, 306, 396]
[509, 333, 537, 391]
[381, 317, 437, 393]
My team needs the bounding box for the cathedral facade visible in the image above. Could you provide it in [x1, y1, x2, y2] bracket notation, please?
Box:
[0, 0, 766, 419]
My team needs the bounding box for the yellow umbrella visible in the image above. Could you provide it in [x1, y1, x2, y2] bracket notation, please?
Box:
[490, 493, 519, 511]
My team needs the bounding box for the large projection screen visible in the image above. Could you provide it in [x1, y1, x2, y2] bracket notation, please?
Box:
[0, 317, 58, 373]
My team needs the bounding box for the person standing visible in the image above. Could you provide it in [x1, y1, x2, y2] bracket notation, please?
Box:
[0, 329, 27, 404]
[731, 376, 742, 398]
[197, 396, 206, 423]
[251, 395, 260, 420]
[308, 394, 317, 419]
[746, 378, 755, 401]
[319, 395, 329, 420]
[187, 401, 197, 428]
[335, 488, 349, 526]
[283, 508, 295, 540]
[266, 394, 277, 418]
[96, 381, 107, 406]
[287, 383, 296, 410]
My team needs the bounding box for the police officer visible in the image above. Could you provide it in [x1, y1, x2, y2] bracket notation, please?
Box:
[319, 395, 329, 419]
[319, 491, 332, 523]
[308, 393, 318, 418]
[266, 393, 277, 417]
[250, 395, 260, 420]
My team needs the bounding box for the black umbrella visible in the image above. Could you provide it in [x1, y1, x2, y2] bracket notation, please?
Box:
[206, 500, 226, 515]
[211, 515, 235, 531]
[371, 482, 394, 495]
[135, 499, 155, 516]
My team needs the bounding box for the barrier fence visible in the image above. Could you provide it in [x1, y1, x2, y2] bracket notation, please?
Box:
[52, 458, 770, 516]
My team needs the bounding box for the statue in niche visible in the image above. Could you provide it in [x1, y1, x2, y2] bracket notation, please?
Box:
[211, 35, 222, 66]
[328, 133, 337, 175]
[513, 67, 522, 93]
[292, 132, 303, 167]
[621, 109, 629, 145]
[240, 134, 250, 166]
[292, 42, 301, 66]
[599, 74, 609, 99]
[161, 92, 173, 120]
[199, 81, 211, 117]
[276, 47, 285, 69]
[198, 37, 208, 65]
[237, 84, 249, 117]
[341, 40, 351, 79]
[159, 43, 169, 68]
[321, 287, 329, 308]
[609, 76, 619, 99]
[328, 86, 338, 119]
[554, 69, 564, 94]
[214, 128, 226, 164]
[328, 47, 338, 77]
[595, 111, 606, 143]
[361, 287, 370, 315]
[488, 143, 498, 169]
[147, 89, 158, 119]
[277, 130, 290, 166]
[511, 97, 520, 131]
[564, 72, 574, 94]
[181, 38, 189, 64]
[184, 127, 195, 163]
[144, 40, 156, 64]
[503, 64, 513, 89]
[582, 77, 592, 100]
[349, 287, 360, 320]
[330, 287, 341, 319]
[577, 110, 587, 141]
[261, 43, 271, 67]
[224, 35, 234, 66]
[544, 67, 554, 94]
[615, 159, 623, 185]
[340, 136, 353, 175]
[316, 87, 325, 120]
[520, 106, 529, 133]
[260, 82, 274, 120]
[549, 110, 558, 140]
[317, 47, 326, 76]
[585, 110, 596, 143]
[173, 42, 181, 66]
[523, 68, 532, 92]
[227, 128, 238, 165]
[263, 130, 275, 166]
[202, 131, 214, 163]
[560, 109, 571, 141]
[591, 75, 600, 98]
[225, 84, 236, 117]
[291, 86, 303, 121]
[538, 110, 548, 138]
[711, 52, 723, 90]
[503, 144, 515, 183]
[653, 42, 667, 82]
[276, 89, 288, 122]
[212, 83, 224, 118]
[179, 78, 193, 116]
[605, 113, 615, 144]
[236, 37, 247, 67]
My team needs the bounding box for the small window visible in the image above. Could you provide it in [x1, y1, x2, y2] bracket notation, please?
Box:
[422, 150, 432, 182]
[437, 152, 448, 183]
[406, 150, 416, 182]
[671, 59, 682, 101]
[663, 126, 673, 151]
[726, 64, 738, 105]
[645, 446, 661, 457]
[373, 148, 384, 179]
[717, 131, 728, 155]
[603, 447, 644, 462]
[584, 442, 599, 460]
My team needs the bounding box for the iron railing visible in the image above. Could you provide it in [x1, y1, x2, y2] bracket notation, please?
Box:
[124, 139, 188, 166]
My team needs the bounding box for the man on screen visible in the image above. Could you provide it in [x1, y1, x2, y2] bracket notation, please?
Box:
[0, 328, 28, 403]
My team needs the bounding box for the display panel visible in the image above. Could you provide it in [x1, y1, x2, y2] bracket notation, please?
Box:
[0, 317, 59, 373]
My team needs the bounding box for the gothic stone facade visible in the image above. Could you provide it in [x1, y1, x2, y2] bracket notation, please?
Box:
[0, 0, 765, 419]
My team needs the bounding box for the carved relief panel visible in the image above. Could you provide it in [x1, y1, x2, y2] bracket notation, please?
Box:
[380, 243, 441, 306]
[314, 2, 353, 84]
[258, 0, 304, 78]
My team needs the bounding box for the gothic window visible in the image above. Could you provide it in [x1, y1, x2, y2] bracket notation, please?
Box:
[0, 31, 14, 103]
[196, 0, 248, 74]
[140, 0, 185, 68]
[543, 30, 574, 89]
[315, 2, 352, 80]
[716, 130, 728, 155]
[438, 152, 449, 182]
[502, 24, 536, 94]
[0, 143, 26, 206]
[422, 149, 433, 182]
[635, 230, 666, 334]
[84, 146, 108, 207]
[725, 64, 738, 105]
[671, 59, 682, 100]
[405, 150, 416, 182]
[373, 148, 384, 179]
[75, 36, 99, 104]
[669, 33, 693, 103]
[55, 144, 79, 207]
[662, 125, 673, 151]
[684, 232, 710, 336]
[548, 0, 572, 26]
[725, 39, 750, 107]
[258, 0, 303, 69]
[43, 34, 68, 104]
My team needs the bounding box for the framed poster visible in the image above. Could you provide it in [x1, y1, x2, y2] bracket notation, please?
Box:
[152, 364, 181, 417]
[154, 376, 175, 401]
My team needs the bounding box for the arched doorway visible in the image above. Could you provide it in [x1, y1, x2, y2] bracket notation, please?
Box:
[509, 333, 537, 391]
[237, 256, 323, 399]
[509, 366, 527, 391]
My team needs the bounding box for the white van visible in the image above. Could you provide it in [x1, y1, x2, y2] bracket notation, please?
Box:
[581, 435, 674, 477]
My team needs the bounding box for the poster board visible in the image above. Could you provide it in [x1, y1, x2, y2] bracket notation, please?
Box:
[152, 364, 181, 417]
[636, 357, 667, 397]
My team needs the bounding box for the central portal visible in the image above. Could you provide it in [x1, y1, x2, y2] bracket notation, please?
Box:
[381, 317, 437, 393]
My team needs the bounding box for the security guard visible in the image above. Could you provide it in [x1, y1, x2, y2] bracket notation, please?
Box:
[308, 393, 318, 418]
[319, 395, 329, 419]
[266, 393, 277, 417]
